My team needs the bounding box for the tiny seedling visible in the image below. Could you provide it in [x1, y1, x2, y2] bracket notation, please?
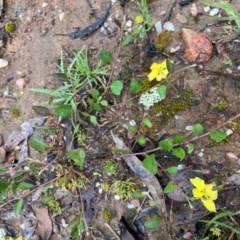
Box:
[122, 0, 156, 45]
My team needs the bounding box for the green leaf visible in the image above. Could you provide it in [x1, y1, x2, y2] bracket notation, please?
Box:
[67, 149, 85, 167]
[193, 123, 204, 135]
[209, 130, 227, 142]
[13, 199, 23, 215]
[0, 165, 7, 173]
[142, 154, 158, 174]
[12, 182, 20, 197]
[144, 216, 161, 229]
[173, 134, 185, 144]
[100, 51, 113, 65]
[18, 182, 35, 190]
[110, 80, 123, 96]
[42, 184, 51, 193]
[91, 89, 100, 99]
[187, 143, 195, 154]
[157, 85, 167, 99]
[52, 105, 73, 116]
[137, 136, 146, 145]
[172, 147, 186, 161]
[0, 180, 9, 191]
[159, 138, 173, 151]
[164, 182, 175, 193]
[166, 59, 174, 72]
[29, 135, 50, 151]
[42, 196, 54, 204]
[90, 115, 98, 125]
[32, 105, 50, 116]
[128, 125, 137, 132]
[143, 118, 152, 128]
[122, 35, 132, 47]
[167, 166, 178, 175]
[100, 100, 108, 106]
[130, 79, 142, 94]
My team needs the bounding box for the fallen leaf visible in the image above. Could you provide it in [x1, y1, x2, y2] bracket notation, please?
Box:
[182, 28, 213, 62]
[33, 207, 52, 240]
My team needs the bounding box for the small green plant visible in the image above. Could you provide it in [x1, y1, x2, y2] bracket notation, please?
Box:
[104, 161, 118, 175]
[201, 210, 240, 239]
[112, 180, 137, 200]
[202, 0, 240, 32]
[122, 0, 156, 45]
[29, 48, 109, 134]
[4, 21, 16, 33]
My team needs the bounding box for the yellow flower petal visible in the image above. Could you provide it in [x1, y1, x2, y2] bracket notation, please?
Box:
[190, 177, 205, 191]
[201, 198, 216, 212]
[192, 188, 204, 198]
[148, 69, 158, 81]
[156, 70, 169, 81]
[205, 184, 218, 200]
[150, 63, 161, 71]
[135, 15, 144, 24]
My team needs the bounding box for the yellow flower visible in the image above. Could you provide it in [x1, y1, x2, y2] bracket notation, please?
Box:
[135, 15, 144, 24]
[190, 177, 218, 212]
[148, 60, 170, 82]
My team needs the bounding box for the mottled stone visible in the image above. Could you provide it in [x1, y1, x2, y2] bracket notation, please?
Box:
[0, 146, 6, 162]
[182, 28, 213, 62]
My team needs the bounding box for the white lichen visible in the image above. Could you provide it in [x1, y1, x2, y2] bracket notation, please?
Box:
[139, 87, 164, 110]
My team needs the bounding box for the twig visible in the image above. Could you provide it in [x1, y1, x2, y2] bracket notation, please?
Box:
[104, 222, 121, 240]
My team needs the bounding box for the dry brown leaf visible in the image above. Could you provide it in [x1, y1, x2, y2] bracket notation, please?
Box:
[33, 207, 52, 240]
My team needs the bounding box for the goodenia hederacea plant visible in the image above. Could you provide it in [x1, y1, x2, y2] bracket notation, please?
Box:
[190, 177, 218, 212]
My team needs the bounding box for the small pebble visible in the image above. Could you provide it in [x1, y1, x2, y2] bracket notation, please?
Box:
[155, 21, 162, 34]
[176, 13, 187, 24]
[209, 8, 219, 16]
[16, 78, 26, 88]
[160, 10, 167, 16]
[0, 59, 8, 68]
[198, 152, 204, 158]
[58, 12, 65, 21]
[191, 3, 198, 17]
[163, 21, 175, 31]
[170, 46, 181, 53]
[203, 6, 210, 13]
[226, 152, 238, 160]
[42, 2, 48, 8]
[127, 203, 135, 209]
[0, 134, 2, 145]
[114, 195, 121, 200]
[226, 129, 233, 136]
[125, 20, 132, 28]
[185, 125, 193, 131]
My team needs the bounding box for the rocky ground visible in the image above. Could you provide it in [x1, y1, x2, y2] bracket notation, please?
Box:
[0, 0, 240, 239]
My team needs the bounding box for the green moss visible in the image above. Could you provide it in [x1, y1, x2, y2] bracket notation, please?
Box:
[48, 200, 61, 212]
[183, 90, 195, 100]
[101, 209, 113, 222]
[4, 21, 16, 33]
[140, 78, 152, 92]
[113, 180, 136, 201]
[211, 136, 231, 147]
[227, 117, 240, 136]
[216, 99, 228, 110]
[153, 99, 191, 121]
[11, 107, 20, 118]
[156, 30, 172, 52]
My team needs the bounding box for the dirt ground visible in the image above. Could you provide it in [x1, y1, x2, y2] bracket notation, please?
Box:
[1, 0, 240, 239]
